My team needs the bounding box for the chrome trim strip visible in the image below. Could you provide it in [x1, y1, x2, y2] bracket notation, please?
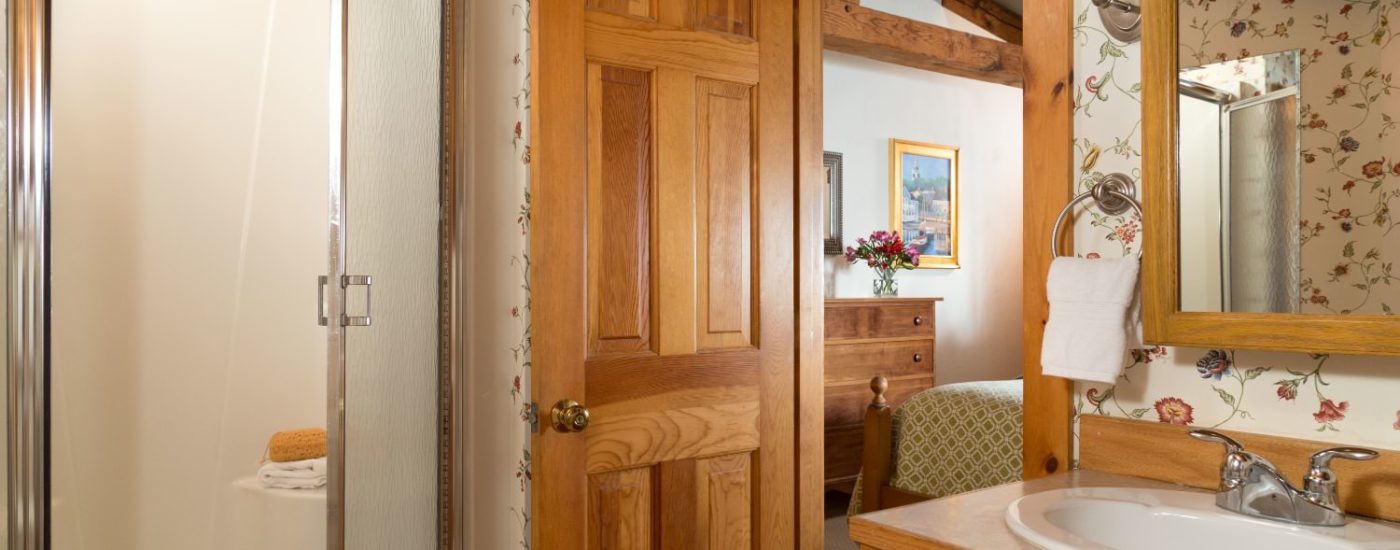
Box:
[1221, 86, 1299, 113]
[7, 0, 49, 547]
[1178, 78, 1235, 105]
[327, 0, 348, 547]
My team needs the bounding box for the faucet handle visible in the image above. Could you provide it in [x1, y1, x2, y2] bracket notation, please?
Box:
[1305, 447, 1379, 508]
[1188, 429, 1246, 453]
[1189, 430, 1258, 487]
[1310, 447, 1379, 469]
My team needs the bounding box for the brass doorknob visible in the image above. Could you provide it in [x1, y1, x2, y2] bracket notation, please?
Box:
[551, 399, 591, 433]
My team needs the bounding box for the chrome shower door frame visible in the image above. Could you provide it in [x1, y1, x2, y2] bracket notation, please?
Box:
[327, 0, 348, 547]
[7, 0, 49, 547]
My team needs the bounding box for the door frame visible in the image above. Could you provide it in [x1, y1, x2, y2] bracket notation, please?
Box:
[798, 0, 1074, 489]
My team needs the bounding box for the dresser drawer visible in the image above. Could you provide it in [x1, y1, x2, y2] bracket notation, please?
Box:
[824, 424, 864, 486]
[825, 340, 934, 384]
[825, 302, 935, 341]
[823, 375, 934, 429]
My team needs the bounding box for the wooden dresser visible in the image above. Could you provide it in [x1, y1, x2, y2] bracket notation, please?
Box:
[824, 297, 940, 490]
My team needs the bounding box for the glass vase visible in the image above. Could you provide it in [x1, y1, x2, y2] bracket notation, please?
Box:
[872, 268, 898, 297]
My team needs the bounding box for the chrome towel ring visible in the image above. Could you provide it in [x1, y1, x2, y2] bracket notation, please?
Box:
[1050, 173, 1144, 259]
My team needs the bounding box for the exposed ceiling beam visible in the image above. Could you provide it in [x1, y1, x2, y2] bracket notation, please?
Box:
[943, 0, 1023, 44]
[822, 0, 1024, 88]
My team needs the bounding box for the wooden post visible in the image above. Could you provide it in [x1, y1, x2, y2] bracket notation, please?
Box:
[861, 376, 894, 513]
[1021, 0, 1075, 480]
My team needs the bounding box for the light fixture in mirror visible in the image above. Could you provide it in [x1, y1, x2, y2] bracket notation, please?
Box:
[1176, 1, 1398, 316]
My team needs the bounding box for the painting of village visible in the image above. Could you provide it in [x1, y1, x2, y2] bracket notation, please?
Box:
[890, 139, 958, 268]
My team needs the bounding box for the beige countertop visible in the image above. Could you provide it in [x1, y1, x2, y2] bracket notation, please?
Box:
[848, 470, 1208, 549]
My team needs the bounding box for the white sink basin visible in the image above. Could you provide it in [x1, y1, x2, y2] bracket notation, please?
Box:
[1006, 487, 1400, 550]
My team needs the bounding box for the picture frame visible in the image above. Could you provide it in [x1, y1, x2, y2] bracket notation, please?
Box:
[823, 151, 844, 255]
[889, 139, 959, 269]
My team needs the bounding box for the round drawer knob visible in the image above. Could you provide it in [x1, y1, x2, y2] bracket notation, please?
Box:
[913, 315, 923, 326]
[913, 353, 923, 363]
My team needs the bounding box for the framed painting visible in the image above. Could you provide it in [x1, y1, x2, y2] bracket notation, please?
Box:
[889, 139, 959, 269]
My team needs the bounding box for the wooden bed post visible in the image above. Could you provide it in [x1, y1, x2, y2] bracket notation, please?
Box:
[861, 376, 894, 513]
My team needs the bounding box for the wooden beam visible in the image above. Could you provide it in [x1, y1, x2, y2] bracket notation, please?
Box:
[943, 0, 1023, 44]
[821, 0, 1023, 88]
[1021, 0, 1074, 480]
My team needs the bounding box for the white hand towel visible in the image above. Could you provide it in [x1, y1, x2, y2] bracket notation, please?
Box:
[1041, 256, 1142, 383]
[257, 457, 327, 490]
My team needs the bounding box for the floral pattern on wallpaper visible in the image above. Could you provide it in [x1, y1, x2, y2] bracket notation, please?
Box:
[1070, 0, 1400, 452]
[1180, 0, 1400, 314]
[507, 1, 533, 548]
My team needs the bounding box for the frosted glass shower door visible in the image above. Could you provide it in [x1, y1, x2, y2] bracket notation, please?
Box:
[335, 1, 441, 548]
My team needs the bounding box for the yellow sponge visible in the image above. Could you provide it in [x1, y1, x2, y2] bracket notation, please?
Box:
[267, 428, 327, 462]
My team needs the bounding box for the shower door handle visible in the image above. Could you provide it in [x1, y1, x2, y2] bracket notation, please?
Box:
[318, 276, 330, 326]
[341, 275, 373, 327]
[320, 275, 373, 327]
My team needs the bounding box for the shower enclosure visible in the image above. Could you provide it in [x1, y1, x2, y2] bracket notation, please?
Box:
[5, 0, 451, 548]
[1178, 50, 1303, 314]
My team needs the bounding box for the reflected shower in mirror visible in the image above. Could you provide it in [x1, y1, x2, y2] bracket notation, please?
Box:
[1177, 0, 1399, 315]
[1178, 50, 1302, 313]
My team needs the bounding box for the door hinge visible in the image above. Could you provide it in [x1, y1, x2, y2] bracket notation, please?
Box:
[527, 401, 540, 433]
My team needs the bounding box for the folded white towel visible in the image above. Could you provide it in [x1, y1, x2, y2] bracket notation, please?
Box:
[1041, 256, 1142, 383]
[257, 457, 327, 490]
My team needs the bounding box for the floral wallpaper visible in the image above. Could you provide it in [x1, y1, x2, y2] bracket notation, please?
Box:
[463, 1, 532, 548]
[1071, 0, 1400, 452]
[510, 2, 533, 547]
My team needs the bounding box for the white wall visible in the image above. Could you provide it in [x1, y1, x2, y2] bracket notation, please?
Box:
[823, 11, 1024, 384]
[51, 1, 328, 548]
[1178, 95, 1224, 312]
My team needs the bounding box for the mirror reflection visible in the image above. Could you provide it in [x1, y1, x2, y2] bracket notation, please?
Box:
[1177, 0, 1398, 315]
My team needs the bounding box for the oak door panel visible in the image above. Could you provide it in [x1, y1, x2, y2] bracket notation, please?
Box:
[658, 452, 755, 550]
[587, 64, 655, 355]
[587, 398, 760, 473]
[587, 0, 654, 20]
[700, 453, 753, 549]
[695, 78, 755, 351]
[588, 467, 655, 549]
[697, 0, 753, 38]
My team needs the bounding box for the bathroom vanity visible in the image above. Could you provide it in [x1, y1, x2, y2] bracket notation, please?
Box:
[851, 417, 1400, 549]
[848, 471, 1189, 549]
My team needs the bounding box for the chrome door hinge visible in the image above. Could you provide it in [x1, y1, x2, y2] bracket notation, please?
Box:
[527, 402, 540, 433]
[318, 274, 374, 327]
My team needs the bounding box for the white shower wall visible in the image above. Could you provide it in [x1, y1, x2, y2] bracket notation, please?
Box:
[51, 1, 329, 548]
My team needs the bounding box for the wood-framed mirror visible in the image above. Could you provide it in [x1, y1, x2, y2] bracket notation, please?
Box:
[1142, 1, 1400, 355]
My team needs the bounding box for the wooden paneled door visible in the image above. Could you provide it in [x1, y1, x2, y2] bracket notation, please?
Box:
[532, 0, 798, 548]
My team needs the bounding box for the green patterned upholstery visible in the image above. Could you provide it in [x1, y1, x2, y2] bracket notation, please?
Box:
[849, 380, 1024, 515]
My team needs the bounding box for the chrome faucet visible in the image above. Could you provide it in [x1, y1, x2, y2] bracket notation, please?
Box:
[1188, 429, 1378, 526]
